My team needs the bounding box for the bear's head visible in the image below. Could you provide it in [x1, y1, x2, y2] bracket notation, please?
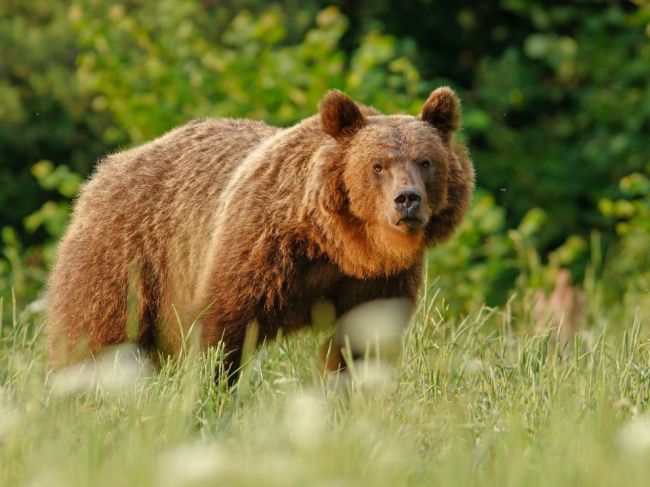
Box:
[314, 88, 471, 276]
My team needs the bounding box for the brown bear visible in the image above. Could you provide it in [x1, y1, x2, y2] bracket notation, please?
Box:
[47, 87, 474, 381]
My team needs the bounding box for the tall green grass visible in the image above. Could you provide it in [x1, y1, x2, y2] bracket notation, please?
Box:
[1, 284, 649, 487]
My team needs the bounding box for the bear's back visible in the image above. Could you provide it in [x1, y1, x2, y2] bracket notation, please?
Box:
[47, 118, 280, 362]
[74, 118, 279, 245]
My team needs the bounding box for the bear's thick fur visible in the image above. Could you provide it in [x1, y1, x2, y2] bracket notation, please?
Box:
[47, 88, 474, 377]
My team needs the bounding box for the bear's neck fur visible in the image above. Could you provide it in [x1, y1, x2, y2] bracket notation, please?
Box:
[304, 204, 426, 279]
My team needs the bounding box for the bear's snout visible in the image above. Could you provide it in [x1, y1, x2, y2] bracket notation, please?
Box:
[393, 188, 422, 214]
[392, 187, 425, 230]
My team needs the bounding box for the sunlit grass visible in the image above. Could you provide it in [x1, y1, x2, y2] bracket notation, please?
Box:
[1, 285, 649, 486]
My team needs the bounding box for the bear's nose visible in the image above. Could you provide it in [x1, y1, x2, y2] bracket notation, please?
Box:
[394, 189, 422, 213]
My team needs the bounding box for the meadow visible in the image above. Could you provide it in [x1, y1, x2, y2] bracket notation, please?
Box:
[1, 279, 650, 486]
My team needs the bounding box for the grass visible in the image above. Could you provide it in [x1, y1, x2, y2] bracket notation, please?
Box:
[1, 283, 650, 487]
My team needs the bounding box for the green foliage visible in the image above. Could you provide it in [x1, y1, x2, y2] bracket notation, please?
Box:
[0, 1, 113, 234]
[427, 191, 513, 312]
[69, 1, 423, 142]
[0, 227, 47, 306]
[25, 161, 81, 238]
[427, 191, 588, 314]
[467, 2, 650, 242]
[0, 160, 80, 308]
[600, 165, 650, 315]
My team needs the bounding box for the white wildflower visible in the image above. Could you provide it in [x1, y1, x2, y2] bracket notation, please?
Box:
[0, 387, 20, 440]
[337, 298, 411, 361]
[286, 392, 326, 449]
[350, 359, 395, 395]
[25, 296, 49, 315]
[618, 414, 650, 454]
[49, 344, 152, 396]
[159, 442, 226, 487]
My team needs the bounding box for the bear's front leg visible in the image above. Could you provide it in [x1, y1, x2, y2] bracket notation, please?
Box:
[322, 298, 415, 373]
[320, 334, 346, 372]
[198, 284, 260, 386]
[215, 327, 247, 386]
[323, 265, 422, 372]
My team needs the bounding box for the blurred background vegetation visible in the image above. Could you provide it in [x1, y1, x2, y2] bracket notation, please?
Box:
[1, 0, 649, 325]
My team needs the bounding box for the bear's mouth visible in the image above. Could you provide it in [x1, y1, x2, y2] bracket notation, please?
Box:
[396, 216, 423, 231]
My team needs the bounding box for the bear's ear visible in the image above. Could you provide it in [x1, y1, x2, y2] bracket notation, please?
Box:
[420, 87, 461, 142]
[320, 90, 367, 139]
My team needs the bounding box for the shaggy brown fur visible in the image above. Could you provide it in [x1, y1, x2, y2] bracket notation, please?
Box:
[47, 88, 474, 378]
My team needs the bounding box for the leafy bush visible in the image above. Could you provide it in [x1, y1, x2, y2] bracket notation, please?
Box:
[599, 165, 650, 315]
[69, 2, 426, 141]
[426, 190, 590, 316]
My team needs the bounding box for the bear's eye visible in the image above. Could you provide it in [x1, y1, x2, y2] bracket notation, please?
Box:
[372, 163, 383, 174]
[418, 158, 432, 169]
